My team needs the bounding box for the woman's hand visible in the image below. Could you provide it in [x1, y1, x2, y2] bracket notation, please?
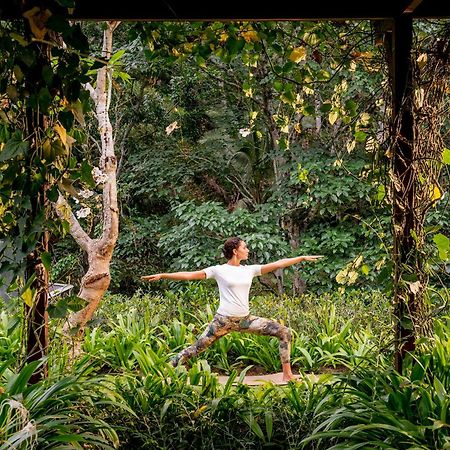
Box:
[301, 255, 324, 261]
[140, 274, 163, 282]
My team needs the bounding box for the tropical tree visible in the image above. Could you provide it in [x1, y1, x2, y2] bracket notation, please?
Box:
[53, 21, 121, 343]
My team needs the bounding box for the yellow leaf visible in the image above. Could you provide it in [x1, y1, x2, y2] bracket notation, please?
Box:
[6, 85, 19, 101]
[193, 405, 208, 418]
[54, 123, 67, 149]
[328, 111, 339, 125]
[250, 111, 258, 121]
[13, 65, 24, 82]
[360, 51, 373, 59]
[241, 30, 259, 43]
[219, 32, 229, 43]
[243, 87, 253, 98]
[336, 269, 348, 284]
[430, 185, 442, 202]
[23, 7, 52, 41]
[42, 138, 52, 160]
[289, 47, 307, 63]
[346, 140, 356, 153]
[360, 112, 370, 126]
[417, 53, 427, 69]
[9, 32, 28, 46]
[354, 255, 363, 267]
[348, 271, 358, 284]
[21, 287, 34, 307]
[67, 101, 85, 127]
[409, 281, 422, 294]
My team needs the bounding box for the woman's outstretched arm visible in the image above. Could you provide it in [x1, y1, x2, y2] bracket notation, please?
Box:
[141, 270, 207, 282]
[261, 255, 323, 275]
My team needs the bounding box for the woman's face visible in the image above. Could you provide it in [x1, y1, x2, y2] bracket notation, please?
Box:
[234, 240, 249, 260]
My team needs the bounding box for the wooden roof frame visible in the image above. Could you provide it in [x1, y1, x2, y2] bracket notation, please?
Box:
[1, 0, 450, 21]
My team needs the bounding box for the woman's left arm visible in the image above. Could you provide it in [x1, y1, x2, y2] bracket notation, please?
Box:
[260, 255, 323, 275]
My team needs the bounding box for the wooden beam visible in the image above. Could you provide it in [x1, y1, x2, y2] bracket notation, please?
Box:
[403, 0, 424, 14]
[2, 0, 448, 21]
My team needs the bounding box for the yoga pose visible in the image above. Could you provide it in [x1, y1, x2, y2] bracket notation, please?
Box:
[141, 237, 322, 381]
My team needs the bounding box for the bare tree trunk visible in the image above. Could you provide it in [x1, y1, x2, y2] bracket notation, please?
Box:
[22, 15, 51, 381]
[25, 233, 49, 382]
[55, 22, 120, 341]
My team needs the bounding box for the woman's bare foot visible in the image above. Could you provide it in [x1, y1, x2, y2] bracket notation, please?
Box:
[283, 374, 302, 382]
[282, 362, 301, 382]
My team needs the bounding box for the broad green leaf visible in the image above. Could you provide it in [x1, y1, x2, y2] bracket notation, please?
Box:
[345, 99, 357, 116]
[265, 411, 273, 442]
[273, 80, 284, 92]
[433, 233, 449, 260]
[354, 131, 367, 142]
[9, 32, 28, 46]
[6, 360, 44, 394]
[38, 87, 53, 112]
[81, 160, 96, 187]
[377, 184, 386, 201]
[317, 69, 330, 80]
[320, 102, 332, 113]
[41, 251, 51, 272]
[109, 49, 126, 64]
[0, 133, 29, 161]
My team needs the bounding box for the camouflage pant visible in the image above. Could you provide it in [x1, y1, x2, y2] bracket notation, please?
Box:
[172, 313, 292, 366]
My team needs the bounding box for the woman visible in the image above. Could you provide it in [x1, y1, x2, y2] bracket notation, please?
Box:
[141, 237, 323, 381]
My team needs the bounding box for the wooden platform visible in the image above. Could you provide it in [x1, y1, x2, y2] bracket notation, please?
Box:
[217, 372, 318, 385]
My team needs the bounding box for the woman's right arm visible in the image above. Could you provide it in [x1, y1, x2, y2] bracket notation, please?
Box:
[141, 270, 207, 282]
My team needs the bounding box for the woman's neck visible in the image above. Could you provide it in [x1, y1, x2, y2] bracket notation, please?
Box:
[227, 257, 241, 266]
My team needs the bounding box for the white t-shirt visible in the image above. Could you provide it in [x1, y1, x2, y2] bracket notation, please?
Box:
[203, 264, 262, 317]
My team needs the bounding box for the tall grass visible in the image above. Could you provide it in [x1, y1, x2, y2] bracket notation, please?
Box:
[2, 289, 448, 448]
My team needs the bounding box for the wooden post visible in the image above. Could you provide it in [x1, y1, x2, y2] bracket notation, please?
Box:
[389, 15, 416, 373]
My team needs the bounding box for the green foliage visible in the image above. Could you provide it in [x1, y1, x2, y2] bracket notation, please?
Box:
[158, 200, 291, 270]
[2, 288, 449, 448]
[94, 20, 398, 296]
[0, 7, 93, 285]
[0, 360, 123, 449]
[301, 317, 450, 449]
[109, 216, 163, 291]
[0, 312, 21, 363]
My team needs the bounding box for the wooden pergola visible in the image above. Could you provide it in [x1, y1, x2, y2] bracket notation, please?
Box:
[1, 1, 449, 377]
[2, 0, 449, 21]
